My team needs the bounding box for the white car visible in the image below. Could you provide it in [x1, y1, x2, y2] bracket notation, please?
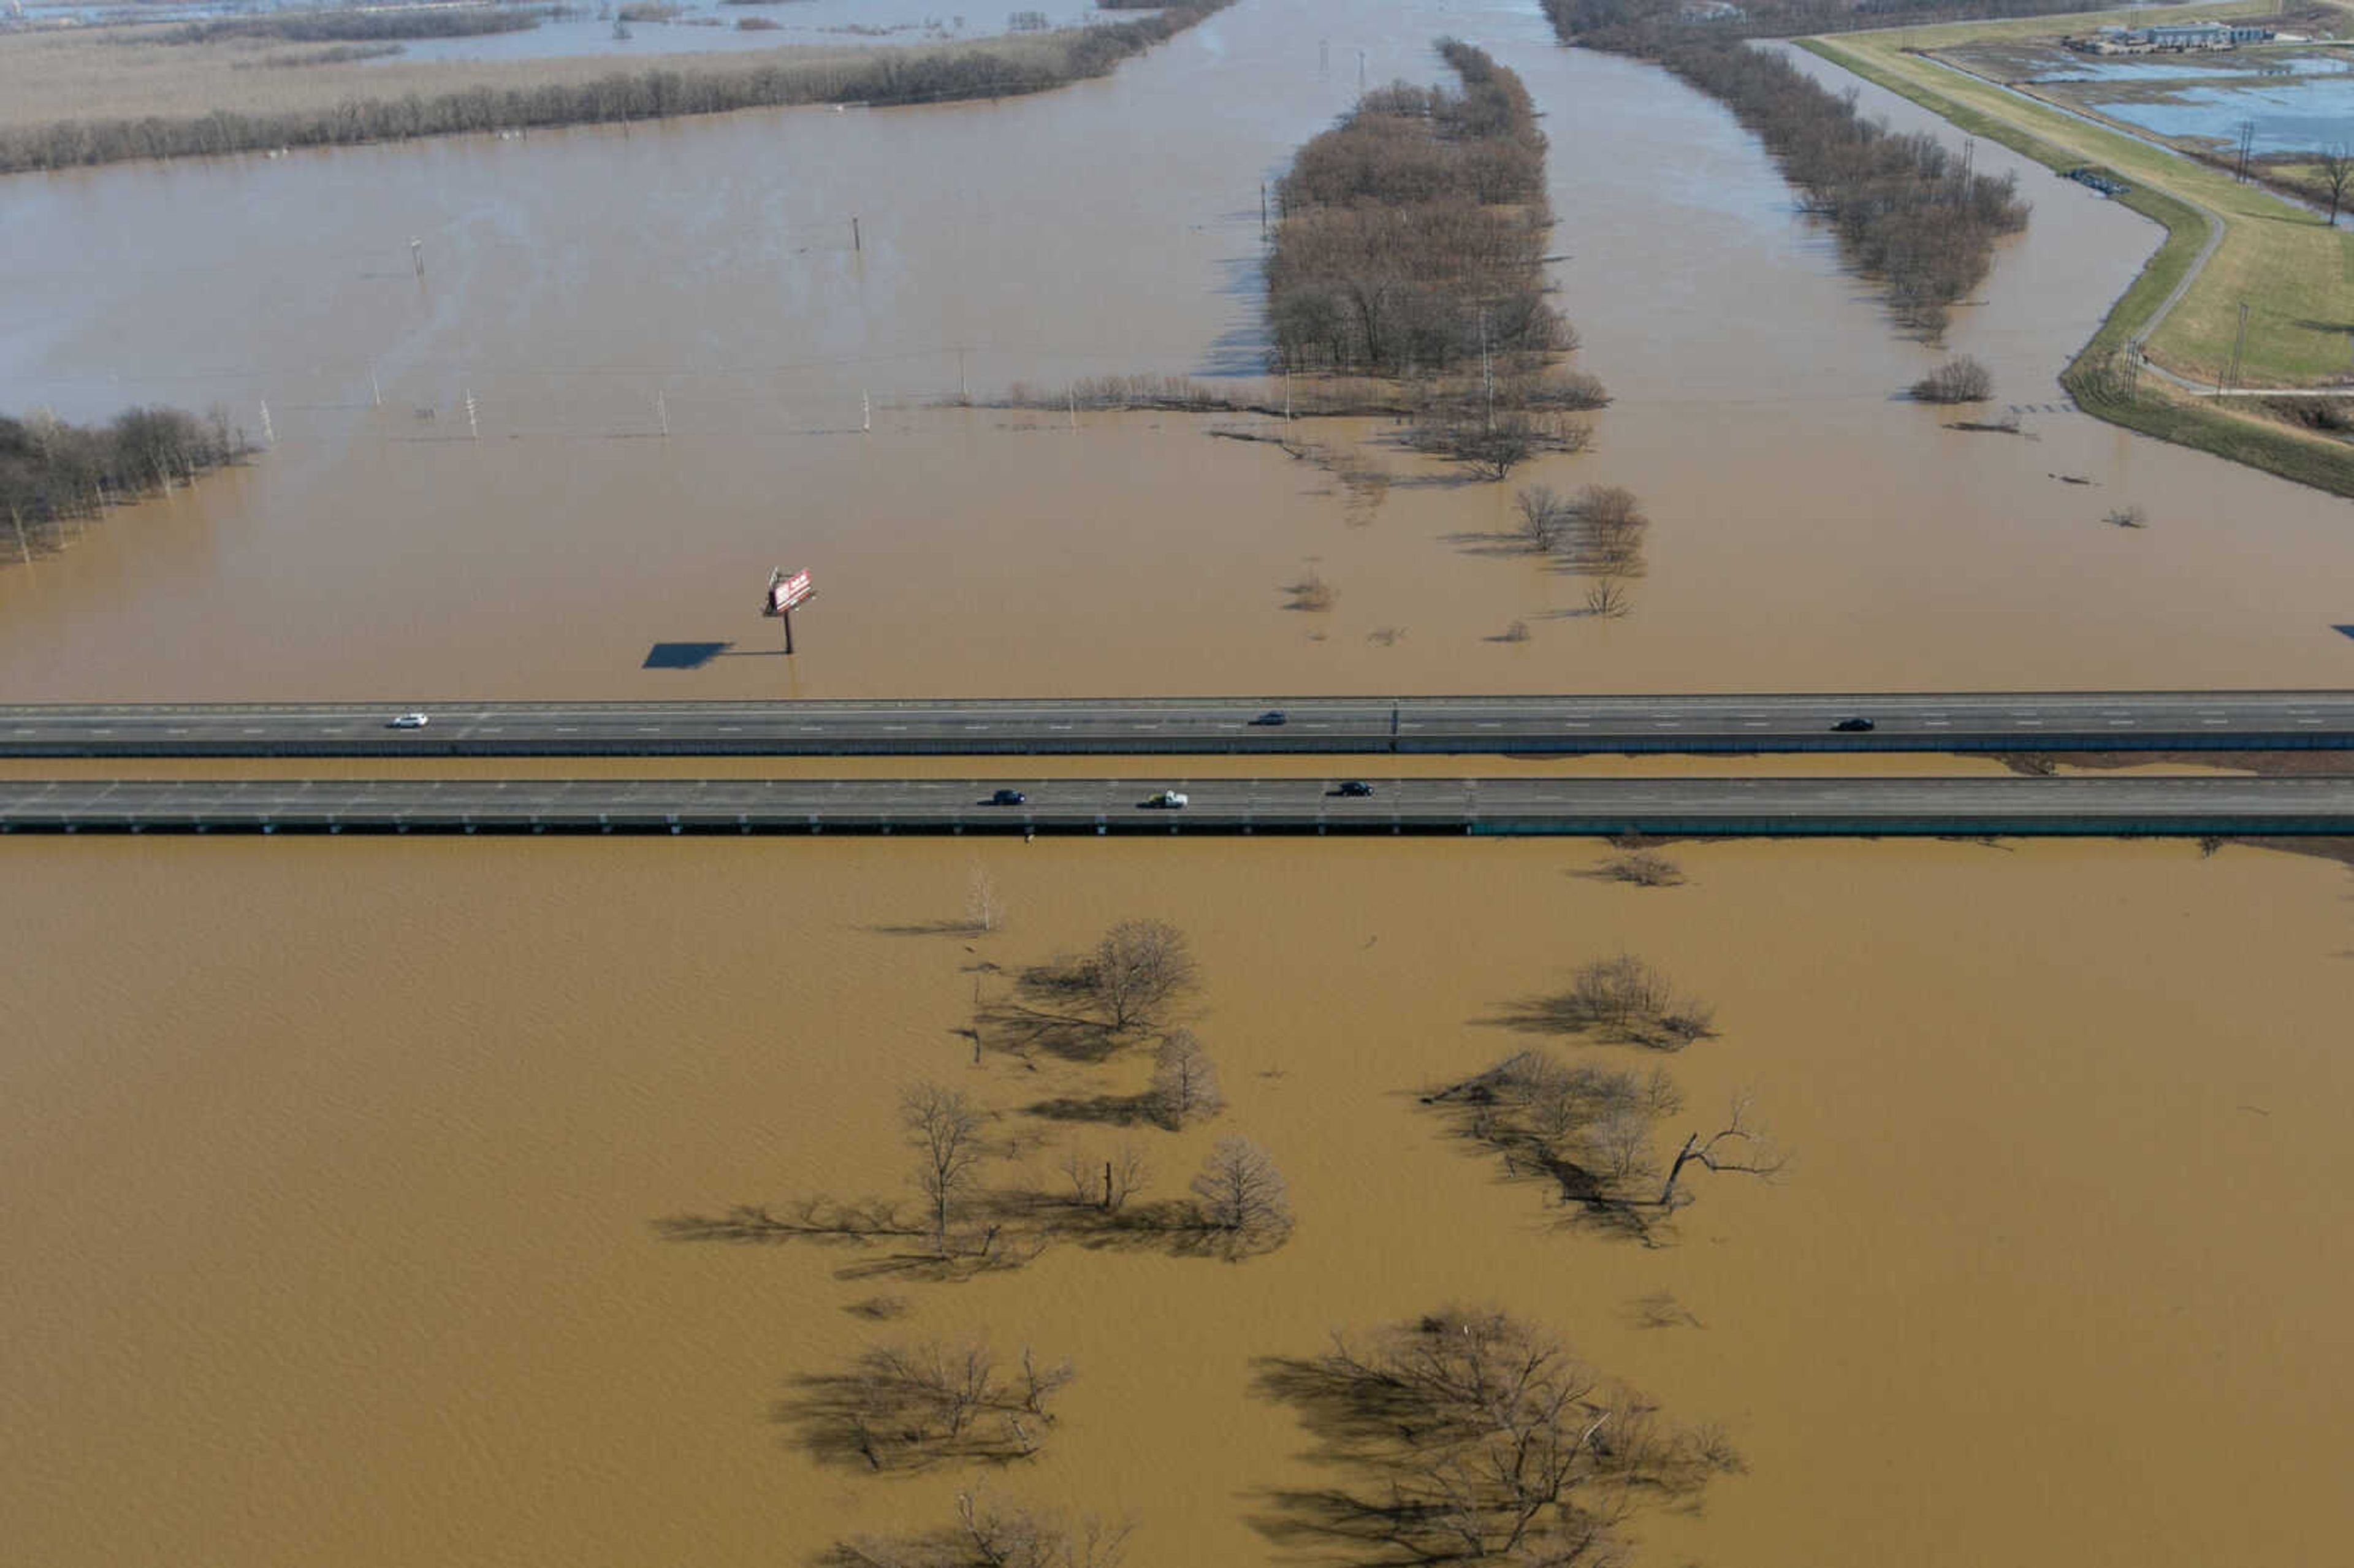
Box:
[390, 712, 430, 729]
[1143, 790, 1188, 809]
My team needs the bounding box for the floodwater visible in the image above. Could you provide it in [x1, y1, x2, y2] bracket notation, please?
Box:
[9, 4, 2354, 1565]
[5, 835, 2351, 1567]
[2065, 74, 2354, 154]
[1, 0, 2351, 700]
[383, 0, 1064, 67]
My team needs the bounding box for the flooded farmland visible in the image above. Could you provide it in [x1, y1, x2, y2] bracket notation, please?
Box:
[5, 835, 2352, 1567]
[7, 1, 2354, 1565]
[1, 0, 2350, 701]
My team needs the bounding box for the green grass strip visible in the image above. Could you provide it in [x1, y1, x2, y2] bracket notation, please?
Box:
[1800, 36, 2354, 500]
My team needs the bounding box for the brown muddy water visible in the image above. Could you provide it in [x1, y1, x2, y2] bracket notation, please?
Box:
[1, 1, 2350, 699]
[5, 835, 2352, 1567]
[7, 2, 2354, 1565]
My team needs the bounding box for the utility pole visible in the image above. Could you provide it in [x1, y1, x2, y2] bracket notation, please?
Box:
[862, 390, 871, 433]
[8, 503, 31, 568]
[369, 368, 383, 409]
[463, 388, 479, 440]
[409, 237, 424, 278]
[956, 346, 969, 405]
[259, 400, 275, 447]
[1479, 310, 1494, 433]
[851, 215, 861, 253]
[656, 389, 669, 438]
[1357, 49, 1366, 89]
[2223, 300, 2249, 394]
[1260, 180, 1268, 240]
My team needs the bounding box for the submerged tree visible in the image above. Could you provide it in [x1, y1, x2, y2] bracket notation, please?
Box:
[832, 1490, 1133, 1568]
[1423, 1050, 1783, 1235]
[1084, 919, 1200, 1033]
[902, 1083, 991, 1254]
[1255, 1306, 1740, 1564]
[1150, 1029, 1224, 1128]
[786, 1339, 1073, 1471]
[1189, 1136, 1293, 1254]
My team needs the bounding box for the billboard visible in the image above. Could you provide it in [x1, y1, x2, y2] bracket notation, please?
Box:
[763, 568, 813, 615]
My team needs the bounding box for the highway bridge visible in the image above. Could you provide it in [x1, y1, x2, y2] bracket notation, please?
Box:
[4, 775, 2351, 837]
[4, 692, 2354, 757]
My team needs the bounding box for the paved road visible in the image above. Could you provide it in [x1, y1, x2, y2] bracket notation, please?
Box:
[4, 693, 2354, 758]
[6, 775, 2351, 836]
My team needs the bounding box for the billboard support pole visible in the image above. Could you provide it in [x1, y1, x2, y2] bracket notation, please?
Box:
[782, 606, 794, 657]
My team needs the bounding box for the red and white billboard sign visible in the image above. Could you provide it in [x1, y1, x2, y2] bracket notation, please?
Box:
[763, 568, 813, 615]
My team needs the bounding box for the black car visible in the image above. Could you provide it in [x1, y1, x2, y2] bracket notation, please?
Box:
[1335, 780, 1376, 797]
[1832, 717, 1876, 733]
[989, 788, 1028, 805]
[1250, 709, 1289, 726]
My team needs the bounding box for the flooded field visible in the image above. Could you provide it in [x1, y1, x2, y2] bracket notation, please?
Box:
[8, 2, 2354, 1565]
[386, 0, 1061, 66]
[2, 0, 2352, 701]
[1929, 40, 2354, 164]
[5, 834, 2352, 1567]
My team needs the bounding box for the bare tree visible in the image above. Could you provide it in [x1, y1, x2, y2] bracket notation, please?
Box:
[1656, 1094, 1787, 1210]
[1572, 484, 1647, 576]
[903, 1083, 990, 1254]
[1149, 1029, 1224, 1127]
[1017, 1345, 1075, 1418]
[1254, 1307, 1739, 1565]
[1408, 411, 1585, 482]
[1189, 1136, 1293, 1250]
[1514, 484, 1569, 552]
[1084, 919, 1199, 1033]
[1601, 849, 1682, 886]
[786, 1338, 1073, 1472]
[2320, 144, 2352, 228]
[834, 1490, 1133, 1568]
[965, 865, 1005, 934]
[1421, 1050, 1705, 1229]
[1060, 1140, 1148, 1214]
[1910, 355, 1993, 403]
[1283, 571, 1338, 612]
[1560, 954, 1713, 1048]
[1582, 577, 1630, 618]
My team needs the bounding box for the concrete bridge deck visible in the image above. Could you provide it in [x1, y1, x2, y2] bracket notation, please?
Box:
[5, 775, 2351, 837]
[3, 691, 2353, 758]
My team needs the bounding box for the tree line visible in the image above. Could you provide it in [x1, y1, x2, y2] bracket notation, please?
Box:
[1552, 0, 2113, 44]
[0, 2, 1234, 176]
[1, 405, 247, 566]
[154, 8, 544, 46]
[1544, 0, 2030, 337]
[1267, 39, 1573, 379]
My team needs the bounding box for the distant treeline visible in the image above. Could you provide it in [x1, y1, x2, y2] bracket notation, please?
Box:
[1, 1, 1232, 176]
[1545, 0, 2029, 335]
[156, 8, 546, 46]
[1267, 40, 1569, 378]
[236, 44, 411, 70]
[1553, 0, 2124, 43]
[1, 406, 246, 561]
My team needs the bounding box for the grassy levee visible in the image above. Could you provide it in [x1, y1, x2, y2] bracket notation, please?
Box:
[1801, 29, 2354, 500]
